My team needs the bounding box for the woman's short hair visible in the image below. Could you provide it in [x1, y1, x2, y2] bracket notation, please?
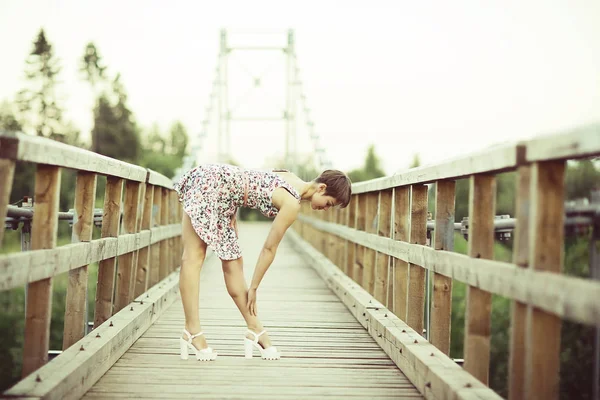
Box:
[314, 170, 352, 208]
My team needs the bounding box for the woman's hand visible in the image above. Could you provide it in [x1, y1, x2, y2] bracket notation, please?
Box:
[247, 288, 258, 316]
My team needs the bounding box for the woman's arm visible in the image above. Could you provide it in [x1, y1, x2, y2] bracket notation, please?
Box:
[249, 198, 300, 290]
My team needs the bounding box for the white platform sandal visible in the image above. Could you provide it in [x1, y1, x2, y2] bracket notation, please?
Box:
[244, 329, 281, 360]
[179, 329, 217, 361]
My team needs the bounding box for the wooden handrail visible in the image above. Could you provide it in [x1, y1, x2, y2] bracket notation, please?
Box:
[0, 131, 183, 380]
[295, 122, 600, 400]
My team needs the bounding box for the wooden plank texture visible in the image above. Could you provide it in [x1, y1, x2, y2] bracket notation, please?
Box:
[82, 223, 422, 400]
[352, 143, 518, 194]
[135, 184, 154, 297]
[374, 189, 392, 305]
[394, 187, 410, 319]
[63, 171, 97, 350]
[525, 161, 565, 400]
[22, 165, 61, 378]
[0, 131, 147, 182]
[287, 228, 502, 400]
[296, 215, 600, 326]
[115, 181, 142, 313]
[363, 192, 378, 294]
[430, 181, 455, 356]
[0, 159, 15, 247]
[93, 176, 123, 327]
[508, 165, 530, 400]
[464, 174, 496, 385]
[407, 185, 427, 335]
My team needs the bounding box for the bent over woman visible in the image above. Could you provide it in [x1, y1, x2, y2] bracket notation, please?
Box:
[173, 163, 351, 361]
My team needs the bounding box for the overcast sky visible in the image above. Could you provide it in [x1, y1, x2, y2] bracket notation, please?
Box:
[1, 0, 599, 174]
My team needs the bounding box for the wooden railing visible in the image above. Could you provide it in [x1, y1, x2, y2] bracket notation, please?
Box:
[294, 124, 600, 399]
[0, 131, 182, 395]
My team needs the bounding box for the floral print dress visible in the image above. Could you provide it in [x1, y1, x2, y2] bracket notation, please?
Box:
[173, 164, 301, 260]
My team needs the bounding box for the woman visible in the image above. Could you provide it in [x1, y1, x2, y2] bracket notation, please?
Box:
[173, 163, 351, 361]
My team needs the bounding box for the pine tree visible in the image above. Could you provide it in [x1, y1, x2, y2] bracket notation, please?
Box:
[91, 74, 140, 163]
[16, 29, 64, 138]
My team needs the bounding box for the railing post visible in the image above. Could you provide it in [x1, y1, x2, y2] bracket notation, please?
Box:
[464, 174, 496, 384]
[0, 159, 16, 247]
[393, 186, 410, 319]
[363, 192, 378, 294]
[430, 180, 455, 355]
[508, 164, 531, 400]
[63, 171, 97, 350]
[169, 191, 177, 272]
[374, 189, 392, 305]
[354, 194, 367, 285]
[407, 184, 427, 334]
[346, 195, 358, 280]
[114, 181, 142, 313]
[22, 165, 61, 377]
[93, 176, 123, 327]
[135, 183, 154, 297]
[525, 161, 565, 399]
[336, 207, 347, 271]
[149, 185, 162, 286]
[159, 188, 169, 280]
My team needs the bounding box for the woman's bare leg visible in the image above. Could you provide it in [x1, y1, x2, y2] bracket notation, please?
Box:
[222, 257, 273, 348]
[180, 213, 209, 349]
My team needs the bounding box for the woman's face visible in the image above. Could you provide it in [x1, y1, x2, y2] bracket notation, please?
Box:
[311, 186, 337, 211]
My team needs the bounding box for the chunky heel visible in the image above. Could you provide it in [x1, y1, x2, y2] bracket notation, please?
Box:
[244, 338, 254, 359]
[245, 329, 281, 360]
[179, 329, 217, 361]
[179, 338, 189, 360]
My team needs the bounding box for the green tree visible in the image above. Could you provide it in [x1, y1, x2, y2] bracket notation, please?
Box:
[16, 29, 64, 139]
[80, 42, 107, 153]
[348, 145, 386, 183]
[80, 42, 106, 96]
[168, 121, 188, 158]
[139, 122, 190, 178]
[409, 153, 421, 168]
[565, 159, 600, 201]
[91, 75, 140, 163]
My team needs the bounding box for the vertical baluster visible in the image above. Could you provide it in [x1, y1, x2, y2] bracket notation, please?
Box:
[346, 195, 358, 280]
[115, 181, 141, 313]
[93, 176, 123, 327]
[374, 189, 392, 304]
[525, 161, 565, 399]
[393, 186, 410, 319]
[149, 186, 162, 286]
[430, 180, 455, 355]
[354, 194, 367, 285]
[159, 188, 169, 280]
[363, 192, 378, 293]
[0, 159, 16, 247]
[135, 183, 154, 297]
[508, 164, 531, 400]
[22, 165, 61, 377]
[63, 171, 97, 349]
[464, 174, 496, 384]
[406, 184, 427, 334]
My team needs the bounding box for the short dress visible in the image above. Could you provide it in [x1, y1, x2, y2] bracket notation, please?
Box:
[173, 163, 301, 260]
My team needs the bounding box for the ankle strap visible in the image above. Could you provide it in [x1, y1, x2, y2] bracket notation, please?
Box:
[247, 329, 266, 343]
[183, 329, 204, 343]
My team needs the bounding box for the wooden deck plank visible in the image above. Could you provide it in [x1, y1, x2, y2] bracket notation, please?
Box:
[83, 223, 422, 399]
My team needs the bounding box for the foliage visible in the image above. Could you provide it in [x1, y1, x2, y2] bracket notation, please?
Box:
[90, 75, 140, 163]
[347, 145, 386, 183]
[565, 159, 600, 201]
[16, 29, 64, 139]
[138, 121, 189, 178]
[80, 42, 106, 95]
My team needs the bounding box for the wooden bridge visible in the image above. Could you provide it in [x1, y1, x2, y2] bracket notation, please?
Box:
[1, 126, 599, 399]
